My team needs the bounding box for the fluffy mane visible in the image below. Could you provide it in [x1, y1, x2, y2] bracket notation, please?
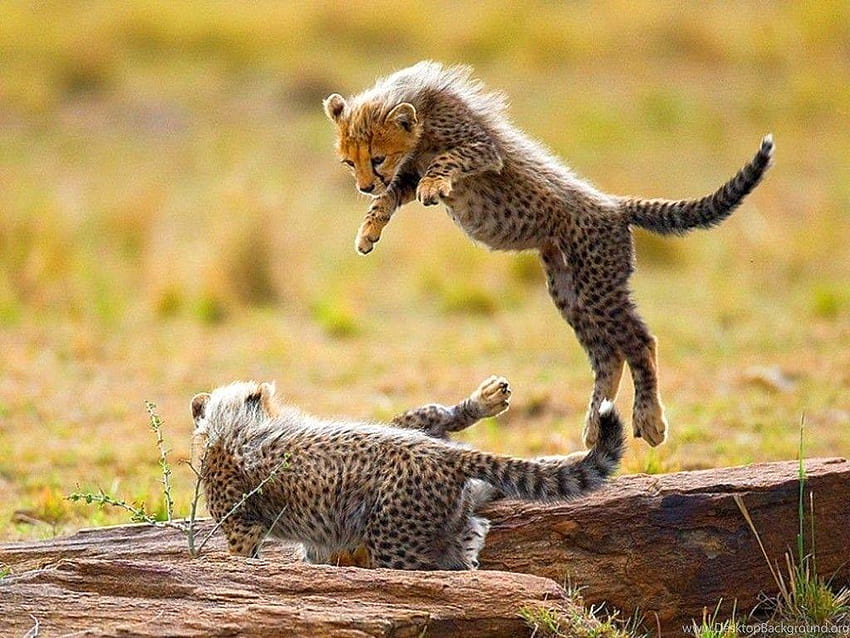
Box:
[345, 61, 509, 134]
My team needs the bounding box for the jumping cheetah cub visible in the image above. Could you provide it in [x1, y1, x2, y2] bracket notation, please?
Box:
[191, 376, 624, 570]
[324, 61, 774, 448]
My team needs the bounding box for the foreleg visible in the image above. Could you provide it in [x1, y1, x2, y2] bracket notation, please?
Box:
[356, 171, 419, 254]
[417, 137, 503, 206]
[219, 515, 267, 558]
[390, 375, 511, 438]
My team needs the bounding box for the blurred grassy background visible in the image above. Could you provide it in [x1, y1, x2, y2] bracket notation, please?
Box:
[0, 1, 848, 541]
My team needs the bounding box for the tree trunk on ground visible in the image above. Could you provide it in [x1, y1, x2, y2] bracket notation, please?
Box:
[1, 552, 568, 637]
[2, 458, 848, 637]
[479, 457, 850, 634]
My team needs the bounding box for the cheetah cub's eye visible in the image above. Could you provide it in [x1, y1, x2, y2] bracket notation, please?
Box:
[371, 156, 385, 167]
[342, 159, 354, 168]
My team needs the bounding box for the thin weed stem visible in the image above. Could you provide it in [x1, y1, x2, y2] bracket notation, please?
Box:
[69, 402, 289, 559]
[185, 436, 210, 557]
[796, 413, 806, 570]
[146, 401, 174, 523]
[195, 454, 289, 556]
[733, 494, 788, 607]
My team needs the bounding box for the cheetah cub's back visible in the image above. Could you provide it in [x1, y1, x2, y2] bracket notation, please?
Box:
[324, 60, 774, 450]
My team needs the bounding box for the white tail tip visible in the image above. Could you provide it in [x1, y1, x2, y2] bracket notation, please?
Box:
[599, 400, 614, 416]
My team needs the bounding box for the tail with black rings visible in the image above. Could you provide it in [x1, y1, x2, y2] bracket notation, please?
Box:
[622, 135, 774, 236]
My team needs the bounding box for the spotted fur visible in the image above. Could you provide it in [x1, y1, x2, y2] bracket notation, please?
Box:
[191, 376, 624, 570]
[324, 61, 774, 447]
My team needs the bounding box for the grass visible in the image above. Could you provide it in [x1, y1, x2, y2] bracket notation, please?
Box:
[0, 1, 848, 544]
[519, 582, 647, 638]
[726, 418, 850, 634]
[311, 299, 361, 339]
[688, 602, 740, 638]
[519, 602, 632, 638]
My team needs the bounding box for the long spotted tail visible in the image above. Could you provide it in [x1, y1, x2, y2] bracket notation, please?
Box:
[621, 135, 774, 236]
[456, 402, 625, 501]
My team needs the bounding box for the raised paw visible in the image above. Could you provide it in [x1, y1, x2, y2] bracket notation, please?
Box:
[471, 375, 511, 418]
[632, 402, 668, 447]
[416, 175, 452, 206]
[355, 219, 384, 255]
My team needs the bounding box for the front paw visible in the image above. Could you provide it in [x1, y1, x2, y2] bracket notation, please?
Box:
[355, 215, 387, 255]
[416, 175, 452, 206]
[355, 227, 379, 255]
[471, 375, 511, 418]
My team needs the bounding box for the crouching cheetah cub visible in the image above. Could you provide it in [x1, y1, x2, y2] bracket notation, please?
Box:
[191, 376, 624, 570]
[324, 61, 774, 448]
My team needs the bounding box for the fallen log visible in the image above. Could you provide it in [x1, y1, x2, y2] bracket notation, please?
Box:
[1, 458, 848, 637]
[479, 456, 850, 634]
[0, 552, 570, 637]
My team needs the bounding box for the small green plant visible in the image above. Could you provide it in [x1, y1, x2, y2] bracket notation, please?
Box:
[519, 583, 644, 638]
[624, 447, 678, 476]
[811, 285, 842, 319]
[689, 600, 739, 638]
[519, 604, 566, 637]
[68, 401, 289, 557]
[192, 293, 229, 324]
[0, 563, 10, 579]
[519, 603, 636, 638]
[146, 401, 174, 522]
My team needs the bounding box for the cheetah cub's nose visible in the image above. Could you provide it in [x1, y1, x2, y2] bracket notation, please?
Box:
[359, 184, 375, 194]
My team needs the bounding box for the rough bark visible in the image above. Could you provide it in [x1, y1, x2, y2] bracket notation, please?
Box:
[1, 523, 573, 637]
[479, 457, 850, 635]
[0, 538, 570, 636]
[2, 458, 848, 637]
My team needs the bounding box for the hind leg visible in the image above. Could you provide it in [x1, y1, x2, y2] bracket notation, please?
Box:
[541, 241, 625, 446]
[542, 231, 667, 447]
[580, 329, 626, 447]
[437, 486, 484, 569]
[363, 505, 438, 570]
[443, 481, 490, 567]
[365, 482, 475, 571]
[582, 224, 667, 446]
[597, 289, 667, 447]
[338, 381, 509, 568]
[620, 323, 667, 447]
[365, 514, 472, 571]
[458, 514, 490, 568]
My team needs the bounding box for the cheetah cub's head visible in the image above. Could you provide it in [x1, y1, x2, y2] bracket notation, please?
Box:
[191, 381, 281, 438]
[324, 93, 422, 197]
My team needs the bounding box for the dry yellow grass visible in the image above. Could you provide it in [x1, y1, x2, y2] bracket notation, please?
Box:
[0, 1, 848, 542]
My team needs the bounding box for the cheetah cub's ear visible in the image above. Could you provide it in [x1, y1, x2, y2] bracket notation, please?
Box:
[386, 102, 417, 132]
[323, 94, 347, 123]
[247, 381, 281, 418]
[191, 393, 211, 429]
